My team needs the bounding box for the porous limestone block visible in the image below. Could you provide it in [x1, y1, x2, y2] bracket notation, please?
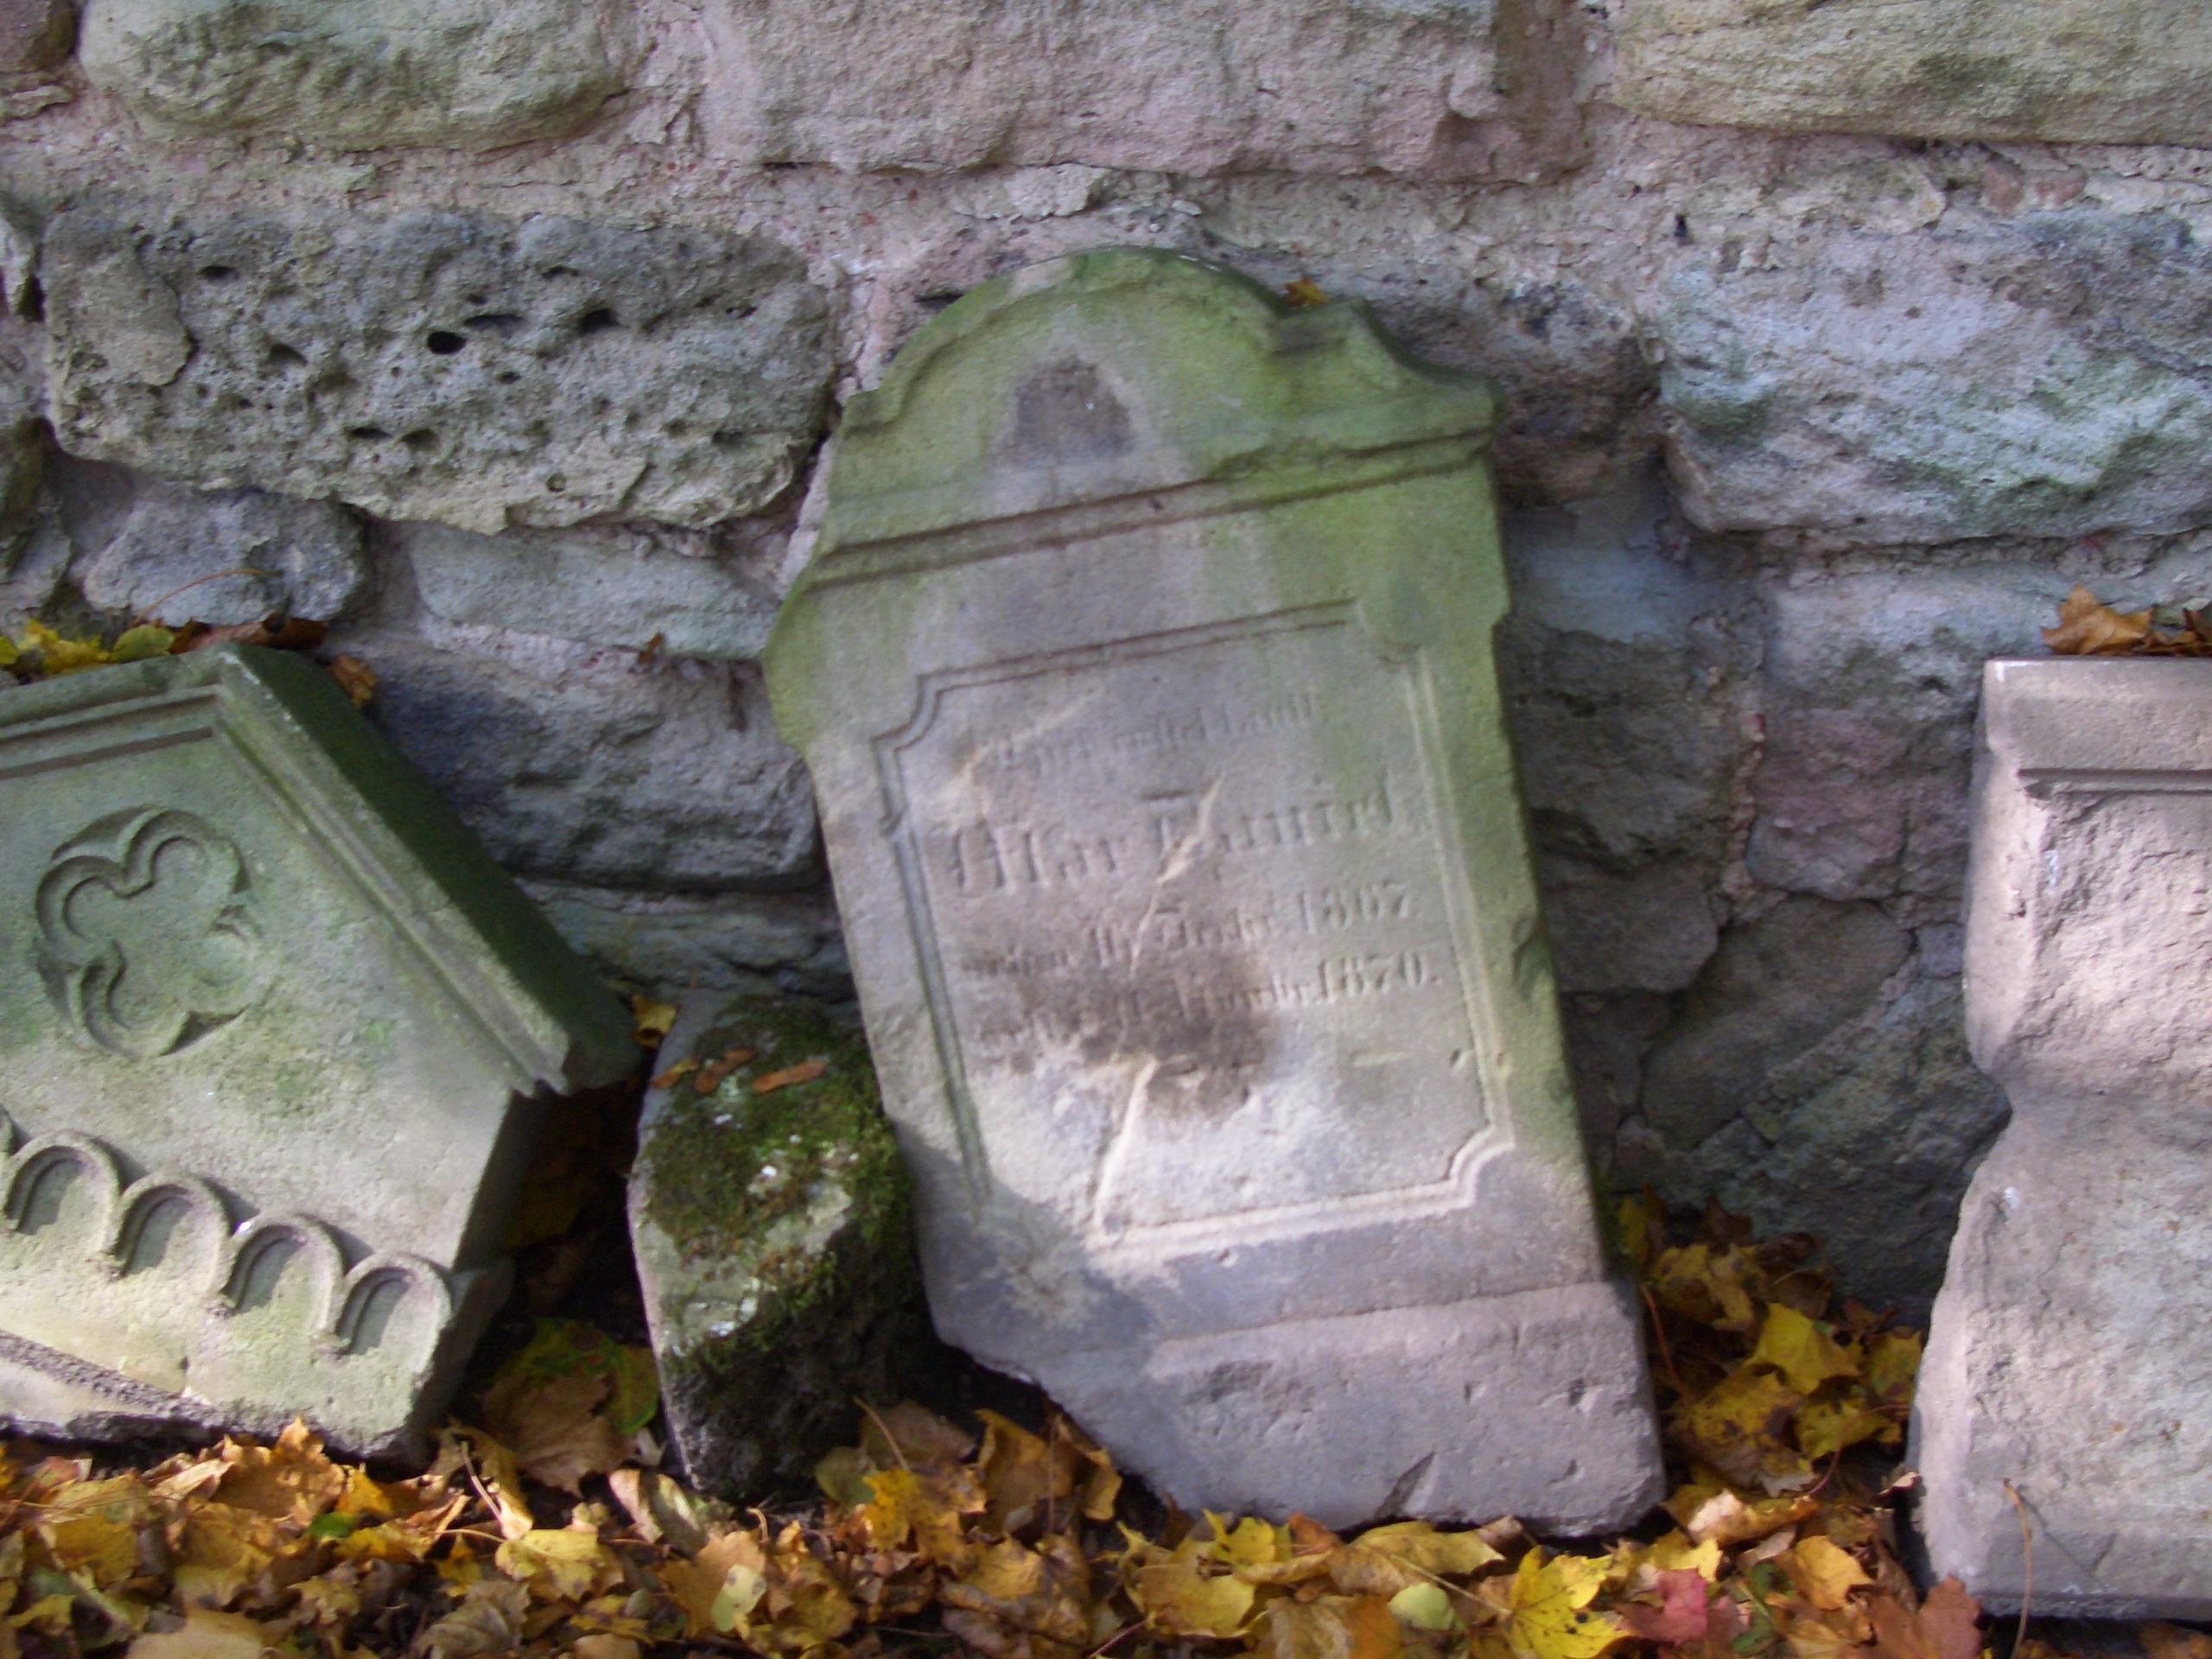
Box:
[628, 994, 921, 1497]
[0, 0, 72, 73]
[1914, 658, 2212, 1617]
[1612, 0, 2212, 149]
[0, 646, 636, 1456]
[762, 248, 1662, 1530]
[79, 0, 627, 151]
[40, 197, 832, 536]
[696, 0, 1582, 181]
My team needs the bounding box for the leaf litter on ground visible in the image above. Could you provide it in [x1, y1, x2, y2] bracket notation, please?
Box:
[0, 1200, 2147, 1659]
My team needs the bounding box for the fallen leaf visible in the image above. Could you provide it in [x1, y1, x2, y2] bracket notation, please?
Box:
[631, 996, 677, 1047]
[1618, 1568, 1711, 1644]
[480, 1371, 633, 1495]
[1867, 1577, 1981, 1659]
[1135, 1556, 1255, 1638]
[412, 1578, 530, 1659]
[2141, 1624, 2212, 1659]
[2045, 586, 2154, 655]
[753, 1058, 828, 1093]
[1501, 1550, 1619, 1659]
[1750, 1305, 1859, 1395]
[327, 655, 376, 707]
[126, 1607, 269, 1659]
[1282, 278, 1332, 308]
[1785, 1537, 1872, 1612]
[1269, 1594, 1403, 1659]
[1675, 1368, 1815, 1493]
[496, 1528, 624, 1601]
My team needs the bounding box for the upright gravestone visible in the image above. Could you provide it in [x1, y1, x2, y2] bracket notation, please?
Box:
[1916, 658, 2212, 1617]
[762, 249, 1662, 1529]
[0, 645, 637, 1456]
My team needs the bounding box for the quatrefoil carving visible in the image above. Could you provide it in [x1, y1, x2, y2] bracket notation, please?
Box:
[35, 808, 269, 1059]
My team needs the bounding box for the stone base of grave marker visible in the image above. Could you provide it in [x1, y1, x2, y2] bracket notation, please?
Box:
[764, 248, 1662, 1530]
[1914, 658, 2212, 1617]
[0, 646, 638, 1457]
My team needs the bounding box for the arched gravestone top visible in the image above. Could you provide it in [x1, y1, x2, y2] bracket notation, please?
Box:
[0, 645, 637, 1457]
[766, 249, 1661, 1529]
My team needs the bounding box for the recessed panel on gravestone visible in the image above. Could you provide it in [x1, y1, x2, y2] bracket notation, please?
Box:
[887, 607, 1486, 1241]
[0, 646, 636, 1455]
[765, 248, 1663, 1530]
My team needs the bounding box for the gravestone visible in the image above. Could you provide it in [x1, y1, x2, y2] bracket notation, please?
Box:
[0, 645, 637, 1456]
[762, 249, 1662, 1530]
[1915, 658, 2212, 1616]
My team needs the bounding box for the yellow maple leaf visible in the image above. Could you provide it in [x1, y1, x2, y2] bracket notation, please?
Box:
[1205, 1514, 1289, 1569]
[1501, 1550, 1619, 1659]
[1864, 1331, 1922, 1405]
[1750, 1305, 1859, 1395]
[1646, 1530, 1723, 1580]
[1135, 1555, 1257, 1638]
[1796, 1398, 1896, 1460]
[496, 1528, 623, 1602]
[1783, 1536, 1871, 1612]
[37, 1475, 157, 1589]
[1354, 1520, 1503, 1579]
[1675, 1368, 1815, 1493]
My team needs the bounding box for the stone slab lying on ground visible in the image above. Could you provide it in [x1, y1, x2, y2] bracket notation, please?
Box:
[1612, 0, 2212, 148]
[79, 0, 628, 152]
[0, 645, 637, 1456]
[696, 0, 1581, 181]
[1914, 658, 2212, 1618]
[763, 247, 1663, 1531]
[628, 993, 922, 1497]
[40, 196, 832, 535]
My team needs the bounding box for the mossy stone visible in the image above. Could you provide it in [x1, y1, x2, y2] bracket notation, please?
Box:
[628, 994, 924, 1497]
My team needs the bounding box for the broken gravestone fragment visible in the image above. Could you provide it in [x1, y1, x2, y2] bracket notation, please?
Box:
[1915, 658, 2212, 1617]
[628, 993, 922, 1497]
[0, 645, 636, 1456]
[762, 248, 1664, 1531]
[79, 0, 627, 152]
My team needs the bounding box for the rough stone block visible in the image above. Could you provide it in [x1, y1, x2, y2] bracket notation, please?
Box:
[1655, 213, 2212, 543]
[628, 994, 921, 1497]
[762, 248, 1662, 1529]
[0, 0, 73, 73]
[79, 0, 627, 151]
[1613, 0, 2212, 149]
[1913, 658, 2212, 1616]
[696, 0, 1583, 181]
[76, 476, 365, 626]
[401, 519, 779, 661]
[41, 198, 832, 536]
[0, 645, 637, 1455]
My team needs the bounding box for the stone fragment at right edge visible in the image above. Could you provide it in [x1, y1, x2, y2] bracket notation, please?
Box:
[761, 248, 1663, 1531]
[1912, 658, 2212, 1618]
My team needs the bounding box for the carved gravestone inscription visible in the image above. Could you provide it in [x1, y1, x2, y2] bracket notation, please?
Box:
[1915, 658, 2212, 1616]
[764, 249, 1662, 1529]
[0, 647, 636, 1454]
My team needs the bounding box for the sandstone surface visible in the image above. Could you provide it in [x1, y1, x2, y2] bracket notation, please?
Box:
[696, 0, 1582, 181]
[1915, 658, 2212, 1616]
[1613, 0, 2212, 149]
[0, 0, 71, 73]
[765, 249, 1662, 1529]
[79, 0, 628, 151]
[0, 646, 637, 1454]
[629, 994, 921, 1497]
[41, 199, 832, 535]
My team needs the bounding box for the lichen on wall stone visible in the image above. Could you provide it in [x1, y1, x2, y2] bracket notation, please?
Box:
[79, 0, 630, 151]
[41, 199, 833, 535]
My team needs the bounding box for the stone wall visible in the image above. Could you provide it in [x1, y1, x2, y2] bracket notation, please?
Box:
[4, 0, 2205, 1313]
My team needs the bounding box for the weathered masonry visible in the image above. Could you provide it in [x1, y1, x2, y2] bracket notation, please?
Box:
[0, 646, 636, 1454]
[764, 248, 1662, 1530]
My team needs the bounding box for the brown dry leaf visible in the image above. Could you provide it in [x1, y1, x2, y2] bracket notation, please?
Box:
[658, 1528, 769, 1640]
[1866, 1577, 1981, 1659]
[327, 655, 376, 707]
[127, 1607, 270, 1659]
[480, 1372, 632, 1496]
[940, 1535, 1091, 1649]
[36, 1473, 161, 1589]
[215, 1420, 347, 1527]
[412, 1578, 530, 1659]
[1675, 1368, 1815, 1493]
[607, 1468, 723, 1555]
[1269, 1593, 1404, 1659]
[2144, 1625, 2212, 1659]
[753, 1058, 828, 1093]
[1679, 1489, 1819, 1548]
[861, 1400, 978, 1471]
[2044, 586, 2157, 655]
[571, 1637, 642, 1659]
[170, 1502, 287, 1609]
